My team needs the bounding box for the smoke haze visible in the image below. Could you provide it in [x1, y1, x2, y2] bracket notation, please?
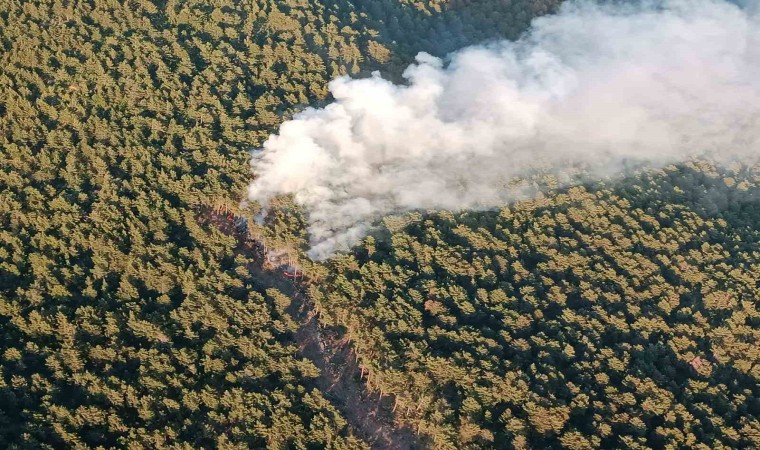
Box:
[248, 0, 760, 259]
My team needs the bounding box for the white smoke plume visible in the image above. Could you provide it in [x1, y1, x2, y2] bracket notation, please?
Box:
[249, 0, 760, 260]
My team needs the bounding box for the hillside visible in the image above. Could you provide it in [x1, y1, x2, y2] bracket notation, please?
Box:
[312, 163, 760, 449]
[0, 0, 561, 448]
[1, 1, 758, 449]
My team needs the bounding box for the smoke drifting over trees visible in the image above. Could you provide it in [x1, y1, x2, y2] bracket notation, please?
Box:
[249, 0, 760, 259]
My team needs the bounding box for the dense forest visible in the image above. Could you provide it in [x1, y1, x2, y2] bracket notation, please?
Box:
[313, 163, 760, 449]
[0, 0, 561, 447]
[0, 0, 757, 449]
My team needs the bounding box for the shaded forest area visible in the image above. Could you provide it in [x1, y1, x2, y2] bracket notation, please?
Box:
[1, 0, 758, 450]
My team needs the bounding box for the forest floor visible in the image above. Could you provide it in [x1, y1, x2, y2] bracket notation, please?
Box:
[291, 291, 420, 450]
[201, 210, 419, 449]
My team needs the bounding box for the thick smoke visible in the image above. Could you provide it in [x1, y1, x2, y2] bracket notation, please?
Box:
[249, 0, 760, 260]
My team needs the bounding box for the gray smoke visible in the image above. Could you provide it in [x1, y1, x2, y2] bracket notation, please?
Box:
[249, 0, 760, 260]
